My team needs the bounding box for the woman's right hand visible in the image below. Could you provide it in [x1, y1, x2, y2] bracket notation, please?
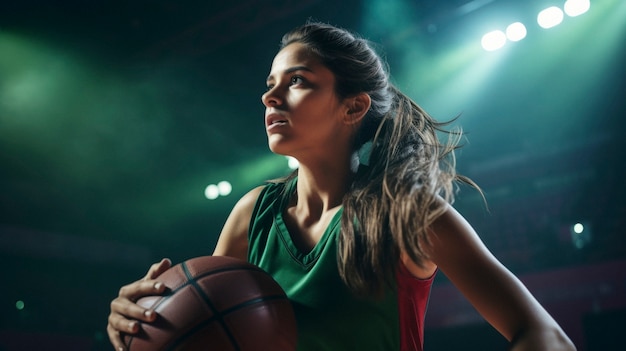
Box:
[106, 258, 172, 351]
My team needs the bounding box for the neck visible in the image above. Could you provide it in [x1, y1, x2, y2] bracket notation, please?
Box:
[291, 155, 353, 217]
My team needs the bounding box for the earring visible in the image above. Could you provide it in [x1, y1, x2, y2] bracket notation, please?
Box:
[350, 151, 360, 173]
[357, 141, 373, 167]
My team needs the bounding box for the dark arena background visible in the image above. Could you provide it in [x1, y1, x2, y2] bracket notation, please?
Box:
[1, 0, 624, 350]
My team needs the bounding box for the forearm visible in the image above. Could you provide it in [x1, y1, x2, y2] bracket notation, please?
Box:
[509, 326, 576, 351]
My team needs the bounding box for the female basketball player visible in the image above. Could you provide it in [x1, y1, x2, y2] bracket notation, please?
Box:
[107, 22, 576, 350]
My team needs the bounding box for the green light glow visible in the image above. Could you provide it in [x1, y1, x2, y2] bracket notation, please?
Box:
[359, 0, 625, 137]
[0, 31, 171, 187]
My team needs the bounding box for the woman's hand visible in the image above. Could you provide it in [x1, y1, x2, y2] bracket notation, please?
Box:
[106, 258, 172, 351]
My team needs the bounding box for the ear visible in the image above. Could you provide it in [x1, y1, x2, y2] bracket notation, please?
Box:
[343, 93, 371, 126]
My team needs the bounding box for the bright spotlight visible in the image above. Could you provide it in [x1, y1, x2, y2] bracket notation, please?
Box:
[573, 222, 584, 234]
[570, 221, 592, 249]
[537, 6, 564, 29]
[287, 156, 299, 169]
[481, 30, 507, 51]
[564, 0, 590, 17]
[204, 184, 219, 200]
[506, 22, 527, 42]
[217, 181, 232, 196]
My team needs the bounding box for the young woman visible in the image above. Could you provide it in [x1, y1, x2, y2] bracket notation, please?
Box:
[107, 22, 576, 351]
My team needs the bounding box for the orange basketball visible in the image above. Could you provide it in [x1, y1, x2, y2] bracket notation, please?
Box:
[124, 256, 297, 351]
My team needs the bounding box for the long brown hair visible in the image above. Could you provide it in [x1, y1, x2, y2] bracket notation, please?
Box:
[280, 22, 478, 297]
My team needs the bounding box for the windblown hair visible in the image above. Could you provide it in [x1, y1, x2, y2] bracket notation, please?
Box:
[280, 22, 477, 297]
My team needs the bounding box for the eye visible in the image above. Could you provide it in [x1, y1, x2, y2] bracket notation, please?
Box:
[290, 76, 304, 85]
[265, 83, 275, 91]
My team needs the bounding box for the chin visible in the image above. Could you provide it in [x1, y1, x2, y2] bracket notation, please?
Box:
[267, 139, 288, 156]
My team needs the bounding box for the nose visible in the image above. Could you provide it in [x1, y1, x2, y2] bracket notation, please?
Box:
[261, 86, 283, 107]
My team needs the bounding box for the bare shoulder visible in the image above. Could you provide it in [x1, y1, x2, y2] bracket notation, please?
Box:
[428, 202, 509, 285]
[212, 185, 265, 259]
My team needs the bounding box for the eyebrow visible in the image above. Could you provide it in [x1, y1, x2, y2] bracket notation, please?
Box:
[266, 66, 314, 82]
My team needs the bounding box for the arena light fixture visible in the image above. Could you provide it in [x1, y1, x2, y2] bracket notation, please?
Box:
[204, 181, 233, 199]
[204, 184, 219, 200]
[481, 30, 507, 51]
[506, 22, 527, 42]
[217, 181, 232, 196]
[538, 6, 565, 29]
[570, 221, 592, 249]
[564, 0, 591, 17]
[286, 156, 299, 169]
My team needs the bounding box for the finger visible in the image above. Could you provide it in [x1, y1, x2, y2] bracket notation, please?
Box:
[107, 322, 131, 351]
[111, 294, 160, 322]
[107, 294, 160, 350]
[109, 308, 142, 332]
[118, 279, 167, 303]
[143, 258, 172, 281]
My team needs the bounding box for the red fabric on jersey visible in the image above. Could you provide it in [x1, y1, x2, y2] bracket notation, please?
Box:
[396, 263, 436, 351]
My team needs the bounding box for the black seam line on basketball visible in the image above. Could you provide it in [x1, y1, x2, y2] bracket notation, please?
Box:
[169, 265, 263, 296]
[126, 264, 274, 350]
[219, 294, 288, 316]
[127, 268, 248, 316]
[126, 334, 135, 349]
[164, 294, 289, 351]
[124, 265, 263, 350]
[182, 260, 242, 351]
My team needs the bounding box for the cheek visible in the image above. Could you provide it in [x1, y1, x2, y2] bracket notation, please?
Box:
[299, 93, 340, 113]
[288, 91, 343, 124]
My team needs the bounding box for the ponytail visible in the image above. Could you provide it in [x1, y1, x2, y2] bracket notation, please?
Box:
[338, 87, 467, 297]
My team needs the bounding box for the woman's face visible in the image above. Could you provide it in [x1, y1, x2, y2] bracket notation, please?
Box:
[262, 42, 352, 161]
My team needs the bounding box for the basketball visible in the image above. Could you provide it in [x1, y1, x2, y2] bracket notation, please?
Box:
[123, 255, 297, 351]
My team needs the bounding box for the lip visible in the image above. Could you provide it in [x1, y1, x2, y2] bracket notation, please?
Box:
[265, 112, 288, 129]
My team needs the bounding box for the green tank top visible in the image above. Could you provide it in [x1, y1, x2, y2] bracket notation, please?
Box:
[247, 179, 401, 350]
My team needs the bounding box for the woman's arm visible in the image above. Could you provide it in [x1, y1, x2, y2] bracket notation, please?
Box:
[426, 203, 576, 350]
[106, 186, 263, 351]
[212, 185, 264, 258]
